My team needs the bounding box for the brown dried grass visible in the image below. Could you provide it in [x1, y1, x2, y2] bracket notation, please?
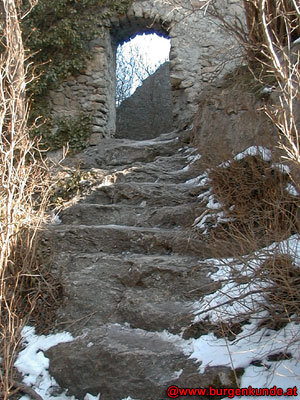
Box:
[193, 152, 300, 343]
[187, 0, 300, 374]
[209, 155, 299, 241]
[0, 2, 62, 398]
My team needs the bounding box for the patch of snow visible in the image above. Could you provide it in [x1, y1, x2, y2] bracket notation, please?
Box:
[187, 153, 201, 164]
[84, 395, 100, 400]
[197, 190, 210, 200]
[49, 212, 62, 225]
[15, 326, 100, 400]
[121, 397, 140, 400]
[293, 37, 300, 45]
[156, 330, 187, 346]
[286, 183, 299, 196]
[272, 162, 290, 174]
[193, 213, 207, 227]
[207, 194, 222, 210]
[172, 369, 183, 380]
[197, 174, 210, 187]
[188, 319, 300, 380]
[185, 176, 204, 186]
[234, 146, 272, 162]
[193, 280, 266, 323]
[181, 164, 190, 172]
[195, 213, 210, 232]
[135, 138, 175, 147]
[185, 235, 300, 397]
[184, 146, 193, 154]
[178, 149, 202, 172]
[95, 175, 115, 188]
[184, 123, 194, 131]
[239, 360, 300, 400]
[213, 146, 272, 169]
[215, 211, 235, 225]
[261, 86, 273, 94]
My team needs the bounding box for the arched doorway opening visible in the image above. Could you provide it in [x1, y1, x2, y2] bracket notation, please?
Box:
[116, 33, 170, 106]
[111, 19, 173, 140]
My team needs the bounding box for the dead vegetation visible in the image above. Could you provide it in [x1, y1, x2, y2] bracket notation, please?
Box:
[192, 150, 299, 253]
[190, 143, 300, 340]
[258, 253, 300, 325]
[189, 1, 300, 370]
[0, 1, 63, 398]
[209, 155, 299, 242]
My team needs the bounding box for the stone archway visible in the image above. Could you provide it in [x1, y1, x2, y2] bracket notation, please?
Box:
[47, 0, 245, 145]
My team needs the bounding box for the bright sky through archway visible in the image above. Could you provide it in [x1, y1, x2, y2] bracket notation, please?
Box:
[129, 33, 171, 69]
[116, 33, 170, 105]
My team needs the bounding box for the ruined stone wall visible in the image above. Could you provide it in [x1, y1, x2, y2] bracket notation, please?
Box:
[48, 26, 115, 143]
[48, 0, 245, 143]
[116, 62, 173, 140]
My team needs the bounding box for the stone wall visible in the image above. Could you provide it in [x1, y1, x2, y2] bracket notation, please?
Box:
[48, 0, 245, 143]
[48, 26, 115, 143]
[191, 82, 277, 165]
[116, 62, 173, 140]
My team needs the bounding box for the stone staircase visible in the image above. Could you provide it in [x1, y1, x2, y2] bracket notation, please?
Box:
[45, 130, 234, 400]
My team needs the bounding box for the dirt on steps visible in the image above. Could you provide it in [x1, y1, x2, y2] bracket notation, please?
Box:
[45, 130, 235, 400]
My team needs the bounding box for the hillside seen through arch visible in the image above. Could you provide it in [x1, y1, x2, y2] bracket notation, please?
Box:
[116, 33, 170, 106]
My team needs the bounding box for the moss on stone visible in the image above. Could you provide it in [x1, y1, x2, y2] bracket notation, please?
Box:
[22, 0, 132, 148]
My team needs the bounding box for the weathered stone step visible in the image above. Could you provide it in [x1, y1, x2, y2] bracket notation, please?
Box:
[51, 251, 215, 336]
[71, 134, 183, 169]
[104, 159, 197, 184]
[60, 203, 203, 228]
[85, 182, 197, 206]
[47, 323, 235, 400]
[137, 153, 194, 176]
[45, 224, 207, 256]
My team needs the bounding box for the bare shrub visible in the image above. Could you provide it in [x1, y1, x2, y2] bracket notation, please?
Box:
[194, 149, 299, 251]
[257, 253, 300, 326]
[241, 1, 300, 175]
[244, 0, 300, 58]
[211, 156, 298, 236]
[190, 146, 300, 381]
[0, 1, 61, 398]
[183, 0, 300, 381]
[192, 238, 300, 370]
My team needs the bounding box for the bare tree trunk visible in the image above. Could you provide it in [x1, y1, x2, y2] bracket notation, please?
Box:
[0, 4, 27, 398]
[0, 0, 26, 142]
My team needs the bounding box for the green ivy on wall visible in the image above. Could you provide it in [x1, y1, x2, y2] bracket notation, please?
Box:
[22, 0, 132, 151]
[40, 113, 93, 154]
[23, 0, 132, 102]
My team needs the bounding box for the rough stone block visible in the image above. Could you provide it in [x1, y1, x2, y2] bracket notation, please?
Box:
[90, 94, 106, 103]
[77, 75, 88, 83]
[89, 78, 106, 88]
[89, 132, 103, 145]
[50, 92, 65, 107]
[91, 125, 105, 133]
